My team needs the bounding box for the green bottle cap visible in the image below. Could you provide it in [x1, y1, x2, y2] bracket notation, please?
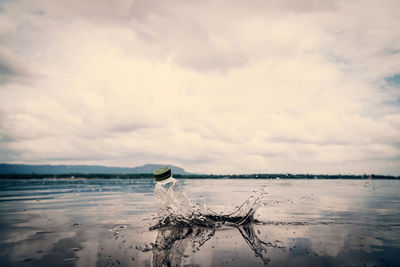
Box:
[153, 166, 172, 182]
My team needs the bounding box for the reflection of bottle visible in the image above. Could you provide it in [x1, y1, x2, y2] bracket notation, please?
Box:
[153, 167, 192, 217]
[152, 227, 190, 267]
[149, 222, 275, 266]
[237, 224, 273, 265]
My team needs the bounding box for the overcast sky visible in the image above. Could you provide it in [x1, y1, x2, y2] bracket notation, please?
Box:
[0, 0, 399, 175]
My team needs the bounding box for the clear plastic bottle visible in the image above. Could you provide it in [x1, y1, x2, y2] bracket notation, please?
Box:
[153, 167, 192, 217]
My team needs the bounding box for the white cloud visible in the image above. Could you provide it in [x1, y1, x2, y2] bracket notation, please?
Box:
[0, 0, 399, 174]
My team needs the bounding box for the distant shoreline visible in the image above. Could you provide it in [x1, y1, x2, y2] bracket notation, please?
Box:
[1, 164, 398, 179]
[0, 173, 399, 179]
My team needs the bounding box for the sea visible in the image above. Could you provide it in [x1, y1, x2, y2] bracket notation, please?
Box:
[0, 178, 399, 266]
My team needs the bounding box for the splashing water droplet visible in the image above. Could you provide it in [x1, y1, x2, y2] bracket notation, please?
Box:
[151, 182, 268, 229]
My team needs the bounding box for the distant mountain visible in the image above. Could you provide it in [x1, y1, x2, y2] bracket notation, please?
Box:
[0, 163, 190, 175]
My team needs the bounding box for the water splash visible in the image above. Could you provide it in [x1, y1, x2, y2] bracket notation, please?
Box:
[142, 185, 285, 265]
[154, 176, 193, 219]
[150, 185, 268, 230]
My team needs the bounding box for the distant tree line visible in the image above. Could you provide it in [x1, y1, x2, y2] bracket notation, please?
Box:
[0, 173, 398, 179]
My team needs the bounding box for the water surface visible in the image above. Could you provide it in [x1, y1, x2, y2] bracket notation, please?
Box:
[0, 179, 399, 266]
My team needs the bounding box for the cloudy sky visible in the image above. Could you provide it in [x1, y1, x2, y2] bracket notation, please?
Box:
[0, 0, 399, 175]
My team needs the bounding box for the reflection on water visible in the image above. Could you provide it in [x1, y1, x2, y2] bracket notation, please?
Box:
[237, 223, 283, 265]
[0, 179, 399, 266]
[149, 183, 275, 266]
[149, 223, 282, 267]
[151, 226, 215, 266]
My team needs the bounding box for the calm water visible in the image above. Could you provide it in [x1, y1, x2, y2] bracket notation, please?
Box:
[0, 179, 399, 266]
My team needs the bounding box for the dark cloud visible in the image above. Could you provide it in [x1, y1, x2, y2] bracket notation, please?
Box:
[108, 121, 152, 133]
[0, 52, 30, 84]
[0, 9, 32, 84]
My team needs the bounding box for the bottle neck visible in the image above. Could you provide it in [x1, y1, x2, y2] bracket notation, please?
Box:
[156, 175, 174, 185]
